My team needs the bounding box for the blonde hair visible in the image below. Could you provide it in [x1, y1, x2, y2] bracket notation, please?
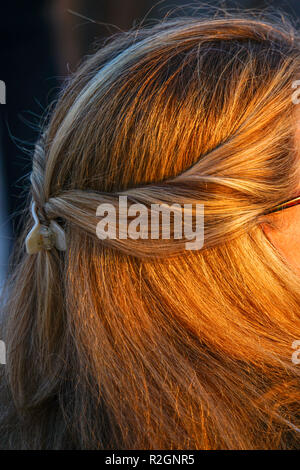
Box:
[1, 13, 300, 449]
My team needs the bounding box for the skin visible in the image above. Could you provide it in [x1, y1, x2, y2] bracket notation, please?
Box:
[263, 196, 300, 274]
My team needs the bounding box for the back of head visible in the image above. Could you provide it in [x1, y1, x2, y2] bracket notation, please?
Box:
[1, 12, 300, 449]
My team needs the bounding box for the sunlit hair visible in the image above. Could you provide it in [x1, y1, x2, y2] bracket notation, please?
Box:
[1, 13, 300, 449]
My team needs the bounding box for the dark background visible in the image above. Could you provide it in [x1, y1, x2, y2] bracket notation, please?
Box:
[0, 0, 299, 283]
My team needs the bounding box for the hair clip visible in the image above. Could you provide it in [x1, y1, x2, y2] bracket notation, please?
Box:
[25, 202, 66, 254]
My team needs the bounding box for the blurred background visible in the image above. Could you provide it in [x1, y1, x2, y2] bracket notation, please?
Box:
[0, 0, 299, 285]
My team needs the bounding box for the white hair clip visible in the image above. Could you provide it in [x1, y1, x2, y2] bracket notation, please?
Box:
[25, 202, 66, 254]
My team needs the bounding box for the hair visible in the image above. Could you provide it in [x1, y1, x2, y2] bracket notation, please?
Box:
[1, 11, 300, 450]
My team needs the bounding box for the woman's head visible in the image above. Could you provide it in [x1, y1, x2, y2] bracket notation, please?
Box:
[1, 13, 300, 449]
[32, 14, 300, 254]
